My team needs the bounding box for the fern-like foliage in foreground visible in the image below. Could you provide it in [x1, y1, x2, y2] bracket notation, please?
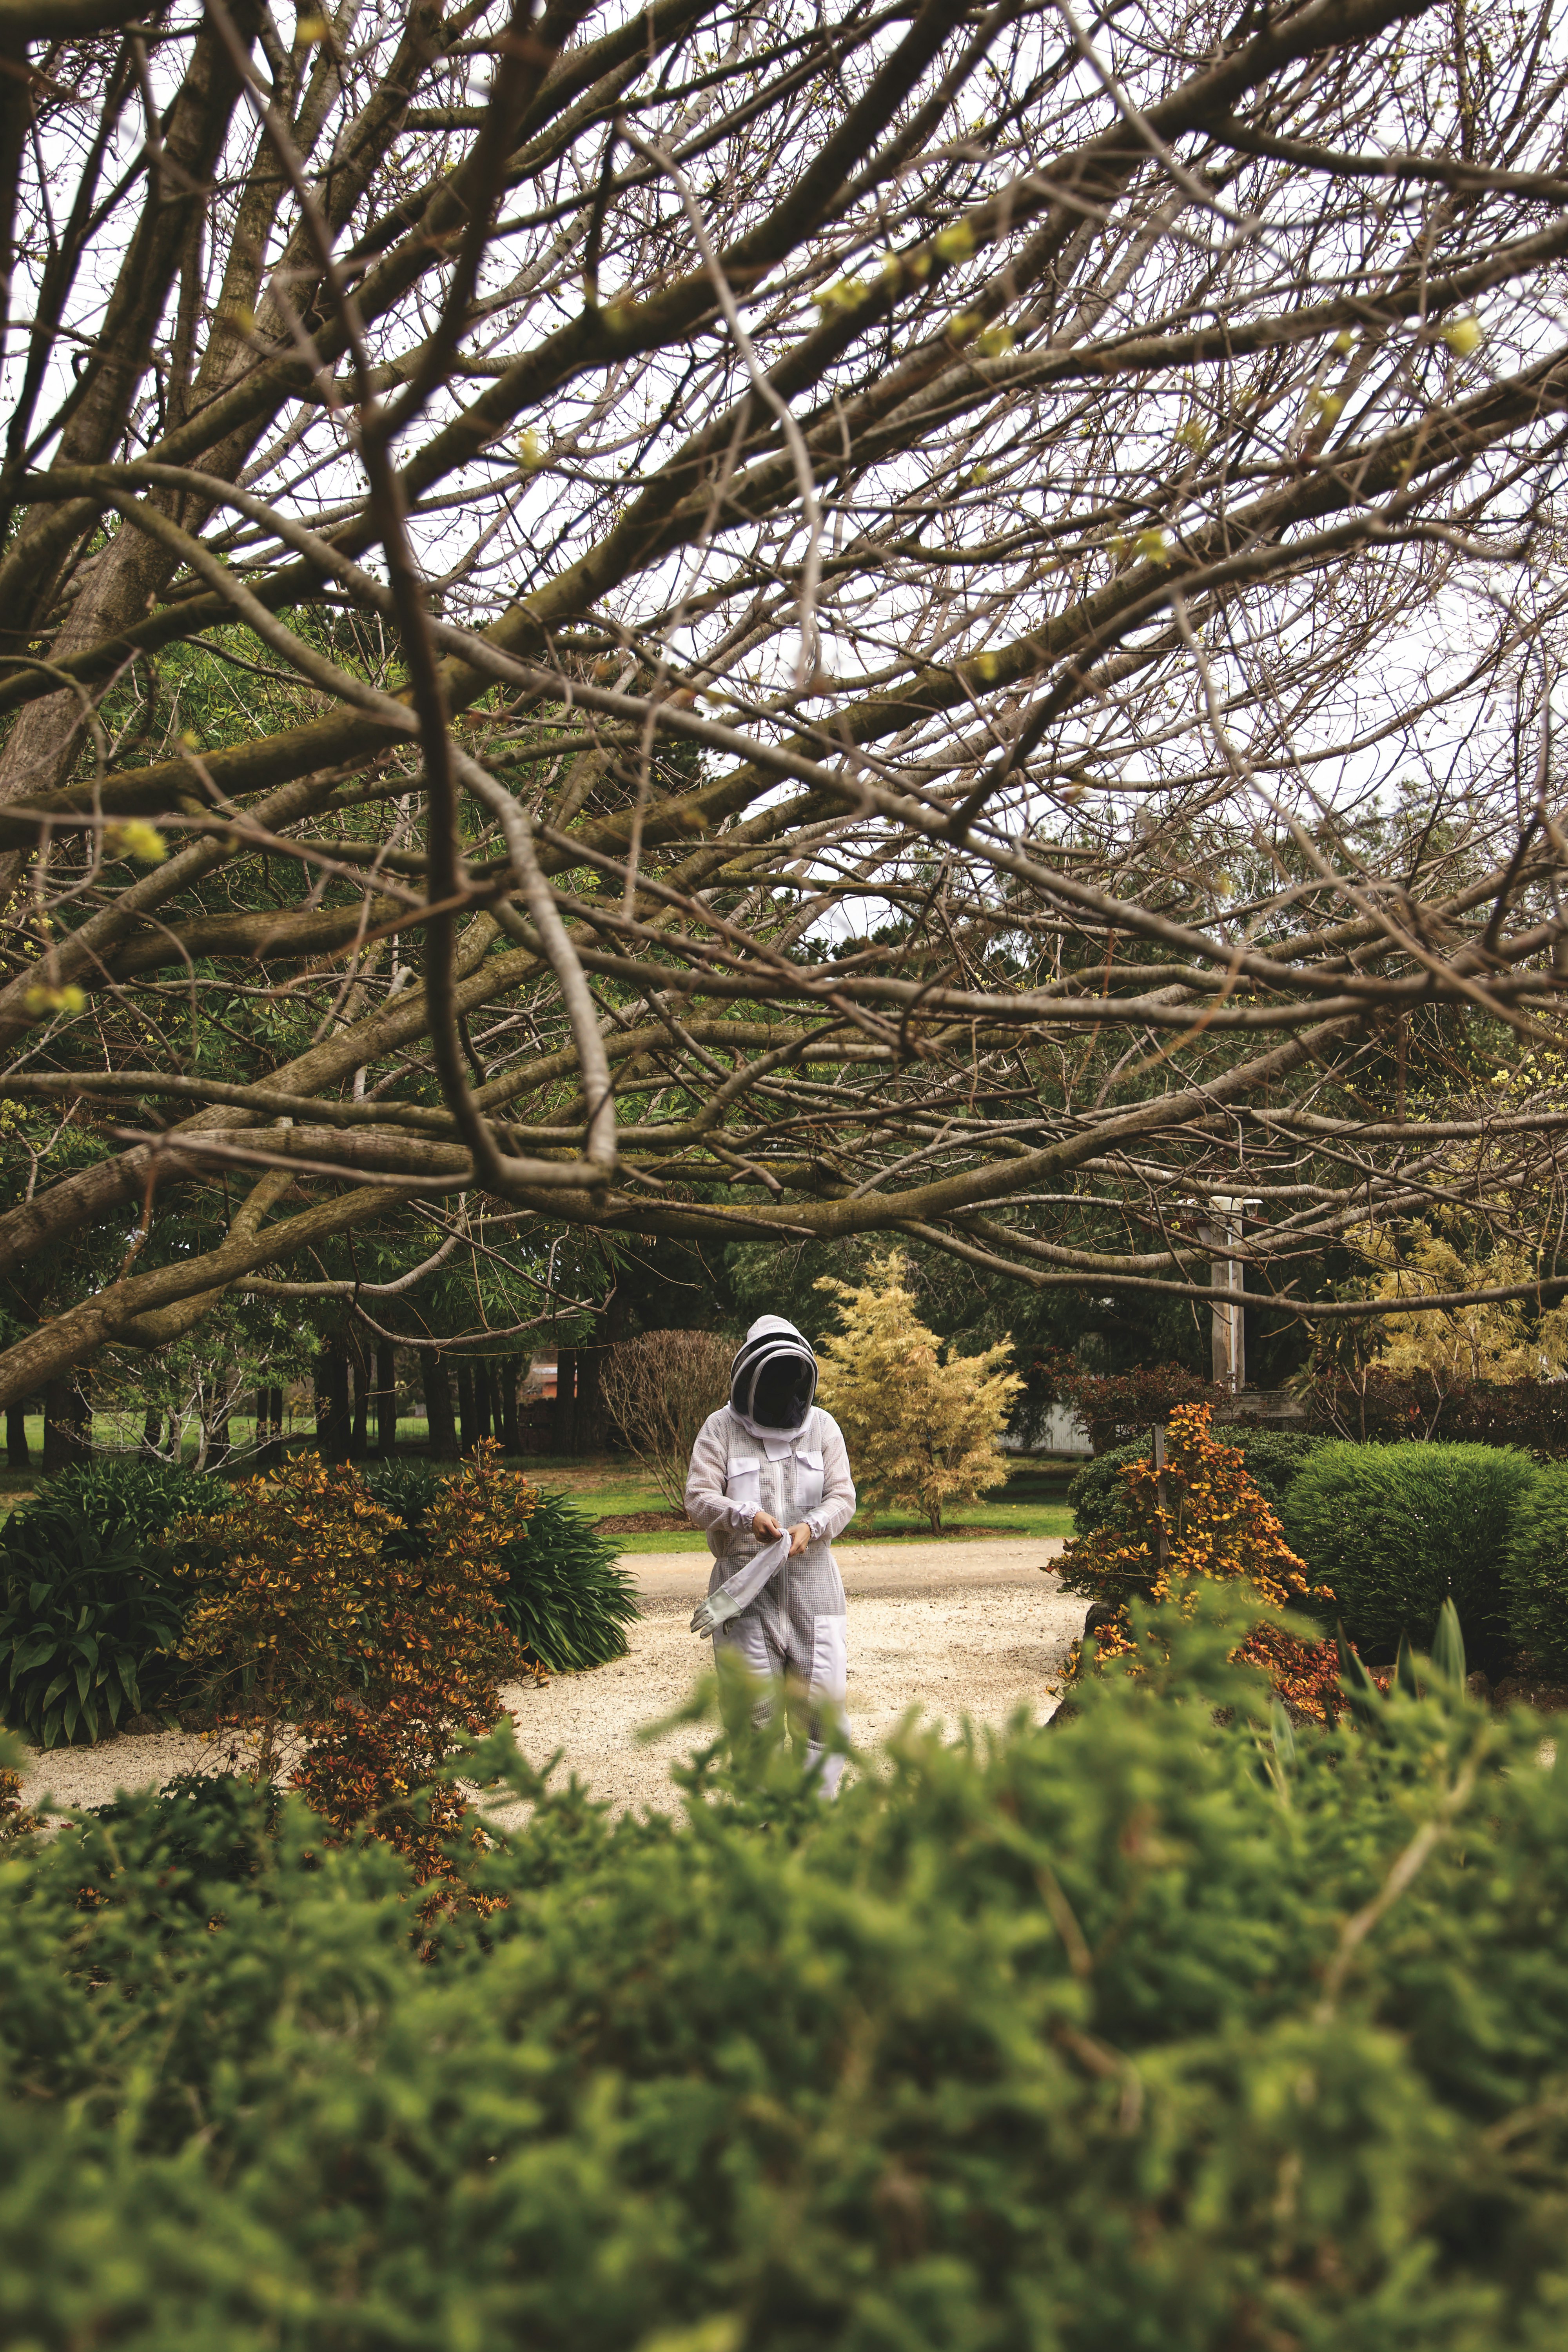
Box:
[2, 1591, 1566, 2349]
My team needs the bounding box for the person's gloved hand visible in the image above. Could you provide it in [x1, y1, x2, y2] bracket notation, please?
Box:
[691, 1587, 743, 1639]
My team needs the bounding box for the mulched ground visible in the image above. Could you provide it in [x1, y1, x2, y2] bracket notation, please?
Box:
[1487, 1674, 1568, 1713]
[595, 1509, 691, 1533]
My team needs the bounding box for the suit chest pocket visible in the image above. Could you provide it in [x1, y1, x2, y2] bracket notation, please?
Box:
[793, 1448, 825, 1513]
[726, 1456, 762, 1512]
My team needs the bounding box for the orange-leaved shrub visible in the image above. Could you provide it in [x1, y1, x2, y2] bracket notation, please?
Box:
[1058, 1404, 1343, 1722]
[172, 1444, 534, 1884]
[0, 1753, 31, 1838]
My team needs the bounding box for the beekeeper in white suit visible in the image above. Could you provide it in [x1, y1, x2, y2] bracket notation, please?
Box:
[684, 1315, 857, 1794]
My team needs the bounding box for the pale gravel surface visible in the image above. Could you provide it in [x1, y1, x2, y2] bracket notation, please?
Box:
[17, 1539, 1079, 1823]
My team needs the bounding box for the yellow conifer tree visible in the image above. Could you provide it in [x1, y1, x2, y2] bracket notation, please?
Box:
[814, 1253, 1023, 1533]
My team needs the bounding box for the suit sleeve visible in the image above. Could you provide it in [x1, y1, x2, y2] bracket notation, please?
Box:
[806, 1414, 857, 1544]
[685, 1412, 753, 1532]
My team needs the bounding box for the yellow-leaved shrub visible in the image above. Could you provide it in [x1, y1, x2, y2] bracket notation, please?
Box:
[814, 1252, 1022, 1532]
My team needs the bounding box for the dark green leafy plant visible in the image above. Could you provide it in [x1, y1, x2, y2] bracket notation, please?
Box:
[361, 1459, 444, 1563]
[1282, 1439, 1538, 1670]
[37, 1459, 230, 1548]
[1071, 1425, 1323, 1538]
[4, 1595, 1568, 2349]
[86, 1772, 281, 1884]
[0, 1463, 228, 1747]
[495, 1490, 638, 1671]
[1501, 1459, 1568, 1682]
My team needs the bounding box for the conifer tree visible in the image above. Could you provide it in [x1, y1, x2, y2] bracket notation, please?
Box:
[815, 1256, 1022, 1534]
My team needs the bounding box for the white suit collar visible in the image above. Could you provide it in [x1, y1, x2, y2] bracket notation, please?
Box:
[727, 1403, 814, 1455]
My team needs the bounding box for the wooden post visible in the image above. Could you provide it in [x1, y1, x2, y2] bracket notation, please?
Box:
[1152, 1424, 1171, 1579]
[1201, 1196, 1260, 1394]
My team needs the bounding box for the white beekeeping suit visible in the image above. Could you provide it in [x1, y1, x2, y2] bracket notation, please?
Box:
[684, 1315, 857, 1795]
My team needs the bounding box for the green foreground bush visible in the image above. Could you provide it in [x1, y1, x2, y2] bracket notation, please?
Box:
[4, 1595, 1568, 2350]
[1281, 1440, 1537, 1668]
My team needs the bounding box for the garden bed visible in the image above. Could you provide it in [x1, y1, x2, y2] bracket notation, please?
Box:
[594, 1508, 691, 1533]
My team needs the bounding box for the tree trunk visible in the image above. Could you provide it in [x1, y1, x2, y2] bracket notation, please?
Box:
[6, 1402, 30, 1469]
[42, 1377, 89, 1474]
[315, 1340, 351, 1463]
[375, 1341, 397, 1455]
[457, 1359, 478, 1453]
[500, 1354, 521, 1456]
[421, 1353, 458, 1461]
[207, 1405, 232, 1472]
[350, 1339, 370, 1460]
[255, 1385, 285, 1469]
[555, 1347, 577, 1456]
[576, 1345, 603, 1454]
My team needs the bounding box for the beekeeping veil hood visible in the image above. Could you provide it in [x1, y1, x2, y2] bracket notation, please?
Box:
[729, 1315, 818, 1439]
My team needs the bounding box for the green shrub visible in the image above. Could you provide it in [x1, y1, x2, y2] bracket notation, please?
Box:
[4, 1599, 1568, 2348]
[496, 1489, 637, 1670]
[1281, 1439, 1538, 1667]
[1071, 1424, 1323, 1537]
[0, 1461, 228, 1746]
[363, 1459, 637, 1672]
[1501, 1459, 1568, 1681]
[36, 1459, 230, 1546]
[361, 1457, 443, 1562]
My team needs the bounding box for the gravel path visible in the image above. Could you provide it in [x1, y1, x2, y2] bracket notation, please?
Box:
[16, 1539, 1079, 1822]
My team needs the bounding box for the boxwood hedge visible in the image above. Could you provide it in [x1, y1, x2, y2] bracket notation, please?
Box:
[1280, 1439, 1538, 1668]
[4, 1594, 1568, 2350]
[1501, 1458, 1568, 1682]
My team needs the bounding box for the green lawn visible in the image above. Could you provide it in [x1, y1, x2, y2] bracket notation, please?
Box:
[564, 1473, 1077, 1553]
[0, 1443, 1081, 1551]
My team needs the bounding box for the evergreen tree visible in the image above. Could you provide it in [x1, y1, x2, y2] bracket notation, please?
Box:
[815, 1255, 1022, 1534]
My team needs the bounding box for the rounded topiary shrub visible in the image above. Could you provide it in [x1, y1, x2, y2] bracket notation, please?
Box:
[1281, 1441, 1539, 1669]
[1501, 1461, 1568, 1683]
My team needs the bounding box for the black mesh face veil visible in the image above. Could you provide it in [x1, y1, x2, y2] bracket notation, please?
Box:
[730, 1325, 818, 1428]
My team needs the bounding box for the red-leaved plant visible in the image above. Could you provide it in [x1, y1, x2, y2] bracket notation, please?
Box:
[1058, 1362, 1224, 1448]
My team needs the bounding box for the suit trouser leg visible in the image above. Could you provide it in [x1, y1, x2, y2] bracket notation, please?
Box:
[713, 1610, 786, 1745]
[802, 1610, 849, 1795]
[714, 1569, 849, 1795]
